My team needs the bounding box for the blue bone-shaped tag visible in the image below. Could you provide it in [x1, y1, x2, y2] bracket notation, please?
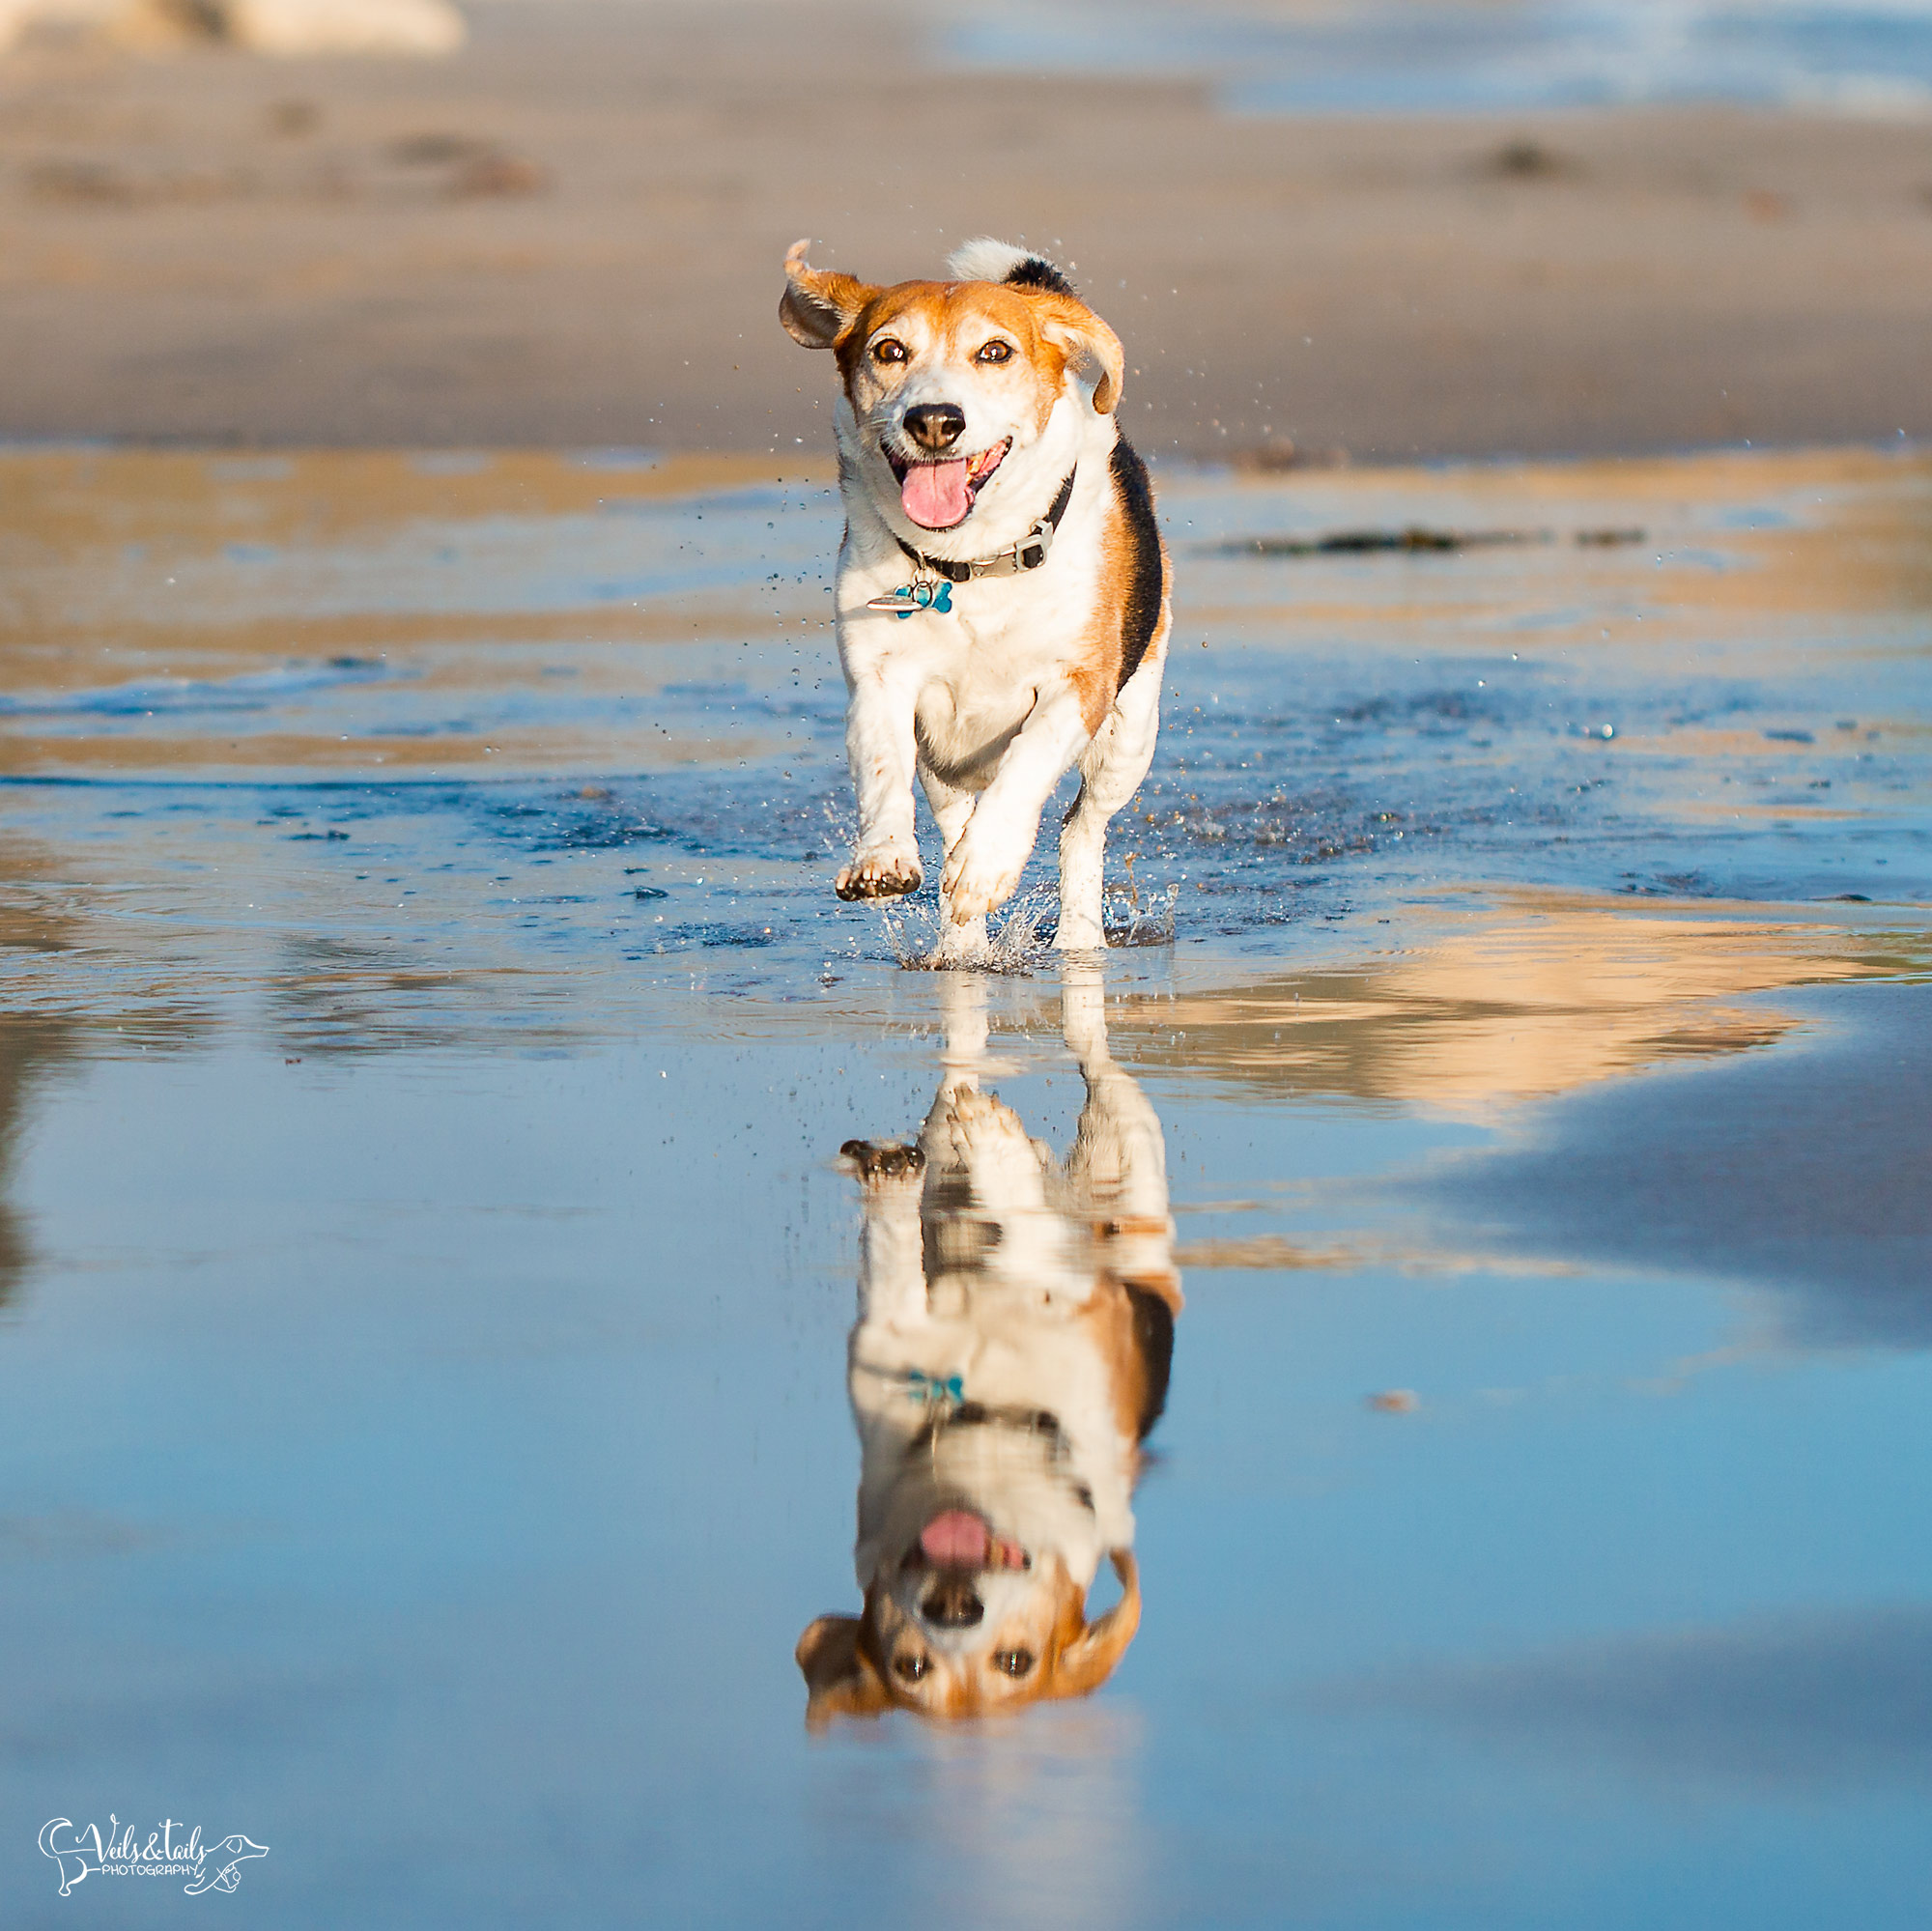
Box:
[867, 581, 953, 618]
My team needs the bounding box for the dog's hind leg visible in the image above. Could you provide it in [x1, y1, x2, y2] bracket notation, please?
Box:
[1057, 787, 1109, 951]
[1061, 958, 1179, 1309]
[1057, 648, 1166, 950]
[920, 763, 988, 963]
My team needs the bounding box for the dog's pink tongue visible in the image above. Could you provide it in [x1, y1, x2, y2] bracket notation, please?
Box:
[901, 460, 971, 529]
[922, 1510, 990, 1567]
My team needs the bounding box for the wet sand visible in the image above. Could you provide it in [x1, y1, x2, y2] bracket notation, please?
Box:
[4, 0, 1932, 459]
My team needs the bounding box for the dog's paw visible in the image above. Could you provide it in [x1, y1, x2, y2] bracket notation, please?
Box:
[932, 1093, 1052, 1207]
[839, 1139, 924, 1182]
[932, 916, 989, 966]
[942, 820, 1034, 923]
[937, 1089, 1032, 1152]
[836, 846, 923, 901]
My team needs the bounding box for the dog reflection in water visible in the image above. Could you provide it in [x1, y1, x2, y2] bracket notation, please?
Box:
[799, 968, 1181, 1721]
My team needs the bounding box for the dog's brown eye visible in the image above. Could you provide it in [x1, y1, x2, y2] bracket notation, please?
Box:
[872, 338, 908, 365]
[893, 1653, 929, 1682]
[976, 340, 1012, 365]
[994, 1649, 1035, 1678]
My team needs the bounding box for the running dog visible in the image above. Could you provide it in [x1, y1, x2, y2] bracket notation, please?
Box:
[798, 969, 1181, 1721]
[780, 238, 1172, 954]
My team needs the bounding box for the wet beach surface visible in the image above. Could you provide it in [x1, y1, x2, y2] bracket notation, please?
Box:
[1, 442, 1929, 1925]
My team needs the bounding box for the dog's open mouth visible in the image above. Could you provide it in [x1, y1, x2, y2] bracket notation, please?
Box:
[903, 1508, 1030, 1572]
[886, 438, 1010, 531]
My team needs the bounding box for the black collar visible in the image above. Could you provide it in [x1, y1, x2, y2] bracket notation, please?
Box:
[894, 468, 1078, 585]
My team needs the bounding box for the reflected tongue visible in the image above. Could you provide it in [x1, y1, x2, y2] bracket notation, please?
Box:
[901, 459, 971, 529]
[922, 1510, 990, 1568]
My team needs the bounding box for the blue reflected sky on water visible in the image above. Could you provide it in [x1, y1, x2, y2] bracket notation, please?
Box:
[4, 995, 1931, 1927]
[949, 0, 1932, 118]
[0, 446, 1929, 1925]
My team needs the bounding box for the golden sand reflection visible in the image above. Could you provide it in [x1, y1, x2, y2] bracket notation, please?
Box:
[1198, 444, 1932, 644]
[0, 447, 834, 781]
[0, 607, 824, 667]
[1108, 893, 1930, 1121]
[0, 728, 781, 779]
[0, 828, 219, 1306]
[1676, 803, 1864, 822]
[0, 448, 831, 560]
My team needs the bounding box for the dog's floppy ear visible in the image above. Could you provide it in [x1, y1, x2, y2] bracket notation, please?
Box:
[1037, 299, 1125, 414]
[780, 240, 880, 352]
[1050, 1549, 1142, 1698]
[796, 1613, 892, 1725]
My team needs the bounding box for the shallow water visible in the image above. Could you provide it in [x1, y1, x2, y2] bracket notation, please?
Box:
[951, 0, 1932, 118]
[1, 443, 1928, 1926]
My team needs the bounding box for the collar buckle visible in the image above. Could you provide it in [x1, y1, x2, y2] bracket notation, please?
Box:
[1015, 517, 1055, 572]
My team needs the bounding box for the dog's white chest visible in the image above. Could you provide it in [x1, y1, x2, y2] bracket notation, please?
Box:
[839, 509, 1103, 775]
[905, 611, 1050, 778]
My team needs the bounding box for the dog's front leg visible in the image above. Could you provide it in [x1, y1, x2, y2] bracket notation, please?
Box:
[921, 766, 988, 960]
[942, 689, 1091, 923]
[843, 1137, 928, 1330]
[836, 666, 924, 902]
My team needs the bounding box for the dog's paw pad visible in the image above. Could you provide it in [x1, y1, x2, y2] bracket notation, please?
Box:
[835, 851, 923, 901]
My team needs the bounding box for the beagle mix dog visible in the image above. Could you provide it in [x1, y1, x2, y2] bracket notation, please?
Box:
[780, 239, 1172, 955]
[798, 969, 1182, 1721]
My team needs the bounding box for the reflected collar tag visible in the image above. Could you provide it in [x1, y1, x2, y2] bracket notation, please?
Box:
[905, 1369, 964, 1405]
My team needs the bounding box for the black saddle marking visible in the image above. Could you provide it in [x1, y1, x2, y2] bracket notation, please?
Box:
[1111, 438, 1163, 693]
[1125, 1282, 1176, 1441]
[1005, 256, 1077, 298]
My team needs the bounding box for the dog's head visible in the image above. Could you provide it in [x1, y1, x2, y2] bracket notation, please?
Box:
[797, 1547, 1140, 1724]
[779, 237, 1123, 549]
[798, 1147, 1175, 1722]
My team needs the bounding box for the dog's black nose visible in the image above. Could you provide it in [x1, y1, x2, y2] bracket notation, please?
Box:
[902, 404, 966, 453]
[922, 1576, 984, 1627]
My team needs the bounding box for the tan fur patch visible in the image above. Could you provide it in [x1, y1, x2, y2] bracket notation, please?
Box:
[1073, 482, 1174, 735]
[834, 282, 1065, 428]
[1075, 1275, 1148, 1443]
[1078, 1269, 1179, 1442]
[828, 279, 1122, 425]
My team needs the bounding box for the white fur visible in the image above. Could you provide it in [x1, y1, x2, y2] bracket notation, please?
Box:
[945, 237, 1042, 285]
[823, 254, 1170, 955]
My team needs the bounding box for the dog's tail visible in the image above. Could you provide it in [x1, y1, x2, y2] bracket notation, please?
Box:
[946, 238, 1077, 298]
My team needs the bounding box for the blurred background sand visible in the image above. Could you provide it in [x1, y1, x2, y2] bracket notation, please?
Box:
[3, 0, 1930, 460]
